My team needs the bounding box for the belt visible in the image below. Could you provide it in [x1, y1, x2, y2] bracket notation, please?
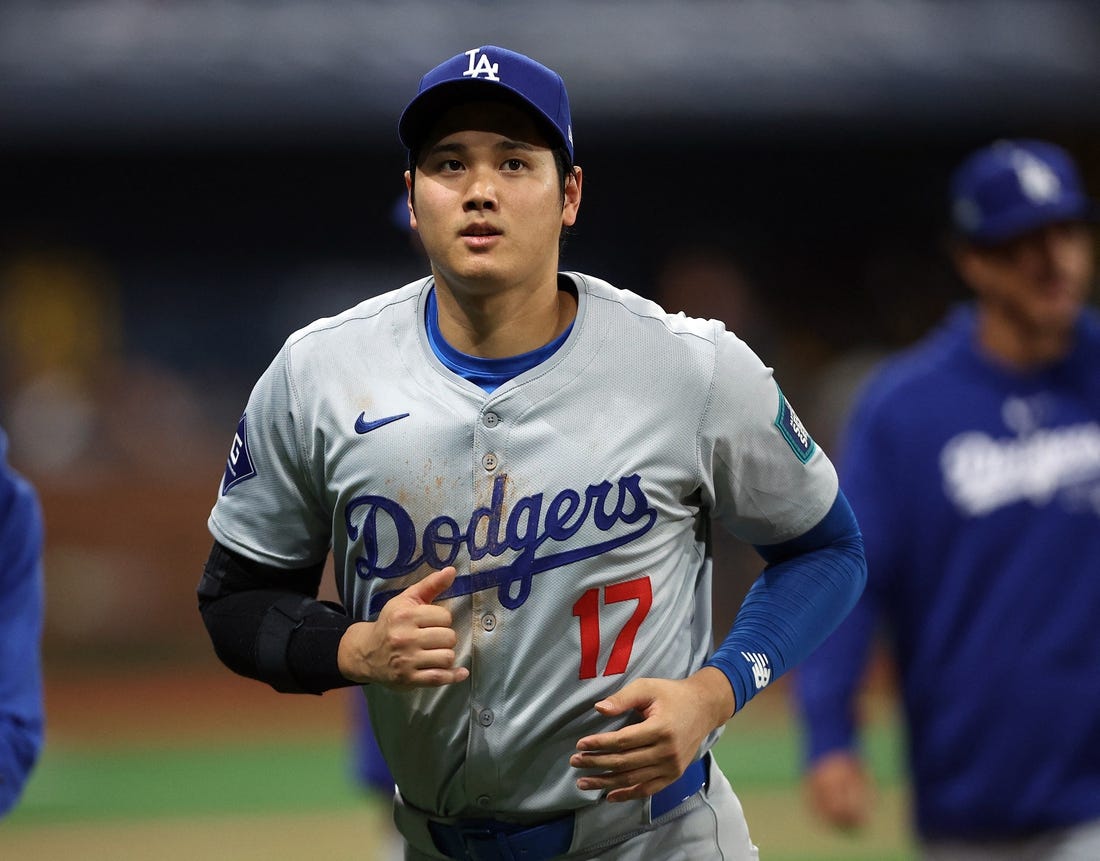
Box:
[427, 757, 708, 861]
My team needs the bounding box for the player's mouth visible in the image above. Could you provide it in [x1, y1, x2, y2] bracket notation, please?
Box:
[1033, 270, 1079, 299]
[460, 223, 502, 249]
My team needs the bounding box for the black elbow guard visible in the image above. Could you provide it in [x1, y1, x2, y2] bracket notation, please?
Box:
[256, 595, 354, 694]
[256, 594, 323, 694]
[198, 542, 354, 695]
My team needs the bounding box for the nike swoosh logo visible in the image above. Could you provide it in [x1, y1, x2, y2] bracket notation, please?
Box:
[355, 412, 410, 434]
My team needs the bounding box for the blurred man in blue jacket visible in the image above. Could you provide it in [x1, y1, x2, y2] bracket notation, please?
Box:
[794, 139, 1100, 860]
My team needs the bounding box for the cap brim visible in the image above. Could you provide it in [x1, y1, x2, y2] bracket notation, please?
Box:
[399, 79, 568, 157]
[966, 195, 1098, 244]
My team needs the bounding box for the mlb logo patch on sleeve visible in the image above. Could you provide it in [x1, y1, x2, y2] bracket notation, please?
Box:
[221, 414, 258, 495]
[774, 386, 816, 463]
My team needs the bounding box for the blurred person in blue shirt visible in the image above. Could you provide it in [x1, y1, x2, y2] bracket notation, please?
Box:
[349, 690, 405, 861]
[793, 139, 1100, 860]
[0, 425, 45, 817]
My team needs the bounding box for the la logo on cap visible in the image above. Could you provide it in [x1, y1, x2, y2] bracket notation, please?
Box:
[1012, 150, 1061, 204]
[463, 48, 500, 82]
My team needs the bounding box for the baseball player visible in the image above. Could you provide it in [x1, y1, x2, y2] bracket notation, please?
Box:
[0, 425, 45, 819]
[793, 140, 1100, 859]
[198, 45, 867, 860]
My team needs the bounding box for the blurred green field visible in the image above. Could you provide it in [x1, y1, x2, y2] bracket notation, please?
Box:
[0, 679, 916, 861]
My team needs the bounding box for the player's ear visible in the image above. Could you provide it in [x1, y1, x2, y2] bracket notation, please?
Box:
[562, 165, 582, 228]
[953, 243, 993, 298]
[404, 171, 418, 231]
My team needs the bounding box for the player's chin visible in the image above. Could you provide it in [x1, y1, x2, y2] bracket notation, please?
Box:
[1029, 298, 1081, 333]
[447, 259, 513, 291]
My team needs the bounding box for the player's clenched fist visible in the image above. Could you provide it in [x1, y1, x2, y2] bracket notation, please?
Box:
[804, 751, 872, 831]
[337, 566, 470, 689]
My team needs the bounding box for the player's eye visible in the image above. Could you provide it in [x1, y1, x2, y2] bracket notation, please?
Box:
[440, 159, 464, 172]
[502, 158, 525, 172]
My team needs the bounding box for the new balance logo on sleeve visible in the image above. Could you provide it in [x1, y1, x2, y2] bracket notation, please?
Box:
[742, 651, 772, 690]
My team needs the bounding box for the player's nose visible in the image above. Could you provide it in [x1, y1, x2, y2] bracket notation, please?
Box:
[462, 167, 498, 211]
[463, 192, 497, 212]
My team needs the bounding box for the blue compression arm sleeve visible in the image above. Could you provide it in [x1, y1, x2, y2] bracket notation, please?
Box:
[703, 491, 866, 713]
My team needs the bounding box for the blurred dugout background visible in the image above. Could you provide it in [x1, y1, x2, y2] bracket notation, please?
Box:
[0, 0, 1098, 856]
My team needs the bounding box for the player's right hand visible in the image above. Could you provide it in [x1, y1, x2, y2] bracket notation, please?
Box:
[337, 566, 470, 689]
[804, 751, 872, 831]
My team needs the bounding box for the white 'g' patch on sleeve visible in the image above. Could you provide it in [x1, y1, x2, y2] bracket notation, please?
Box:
[221, 414, 258, 495]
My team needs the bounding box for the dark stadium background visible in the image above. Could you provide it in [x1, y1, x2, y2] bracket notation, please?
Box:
[1, 3, 1097, 858]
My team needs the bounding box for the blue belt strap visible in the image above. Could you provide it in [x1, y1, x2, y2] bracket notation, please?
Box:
[428, 815, 573, 861]
[427, 756, 709, 861]
[651, 755, 708, 819]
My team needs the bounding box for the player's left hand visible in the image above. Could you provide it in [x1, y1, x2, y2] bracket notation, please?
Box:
[569, 666, 735, 802]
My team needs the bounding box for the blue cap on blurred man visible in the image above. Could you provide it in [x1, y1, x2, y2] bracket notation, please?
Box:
[399, 46, 574, 162]
[950, 139, 1097, 245]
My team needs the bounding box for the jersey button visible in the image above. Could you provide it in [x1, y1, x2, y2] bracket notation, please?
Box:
[481, 613, 496, 632]
[476, 795, 491, 808]
[481, 453, 498, 471]
[483, 411, 500, 428]
[478, 708, 494, 727]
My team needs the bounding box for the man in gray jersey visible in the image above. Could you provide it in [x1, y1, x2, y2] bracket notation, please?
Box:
[198, 45, 866, 861]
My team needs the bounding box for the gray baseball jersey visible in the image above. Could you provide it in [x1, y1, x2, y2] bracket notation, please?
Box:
[209, 271, 837, 818]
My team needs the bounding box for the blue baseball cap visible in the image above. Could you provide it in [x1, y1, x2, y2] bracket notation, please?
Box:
[950, 139, 1097, 244]
[399, 46, 574, 161]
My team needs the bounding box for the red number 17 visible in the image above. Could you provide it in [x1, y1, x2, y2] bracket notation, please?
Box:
[571, 575, 653, 680]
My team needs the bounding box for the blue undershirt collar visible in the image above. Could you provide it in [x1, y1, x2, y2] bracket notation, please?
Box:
[425, 287, 573, 393]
